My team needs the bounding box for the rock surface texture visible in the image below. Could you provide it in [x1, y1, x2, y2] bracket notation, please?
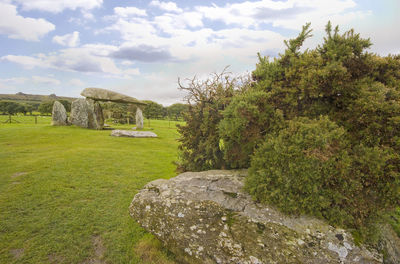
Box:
[81, 87, 147, 105]
[135, 107, 144, 129]
[111, 130, 157, 138]
[51, 101, 68, 126]
[130, 170, 384, 264]
[70, 99, 104, 130]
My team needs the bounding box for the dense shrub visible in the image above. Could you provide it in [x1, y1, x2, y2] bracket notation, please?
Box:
[246, 117, 400, 231]
[219, 90, 284, 168]
[177, 22, 400, 239]
[177, 70, 246, 171]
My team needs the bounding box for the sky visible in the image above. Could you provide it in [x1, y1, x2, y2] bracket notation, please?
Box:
[0, 0, 399, 105]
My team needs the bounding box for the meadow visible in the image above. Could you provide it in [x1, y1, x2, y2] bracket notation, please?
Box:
[0, 116, 181, 263]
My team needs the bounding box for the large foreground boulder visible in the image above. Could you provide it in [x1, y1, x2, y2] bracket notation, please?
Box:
[51, 101, 68, 126]
[130, 170, 384, 264]
[70, 99, 104, 129]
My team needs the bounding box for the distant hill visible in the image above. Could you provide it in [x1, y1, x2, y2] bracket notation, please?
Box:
[0, 92, 77, 104]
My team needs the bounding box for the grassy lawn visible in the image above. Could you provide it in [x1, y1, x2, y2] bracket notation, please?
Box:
[0, 118, 182, 263]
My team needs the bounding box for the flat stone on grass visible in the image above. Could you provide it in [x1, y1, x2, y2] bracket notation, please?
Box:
[111, 130, 158, 138]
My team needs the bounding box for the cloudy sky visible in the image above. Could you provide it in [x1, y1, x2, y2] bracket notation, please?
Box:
[0, 0, 398, 105]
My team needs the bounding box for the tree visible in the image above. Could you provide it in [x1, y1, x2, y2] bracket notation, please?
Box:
[167, 103, 188, 120]
[38, 101, 53, 115]
[143, 100, 166, 119]
[58, 100, 71, 112]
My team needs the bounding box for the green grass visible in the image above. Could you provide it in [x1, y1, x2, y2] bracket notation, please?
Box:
[0, 115, 52, 125]
[0, 118, 182, 263]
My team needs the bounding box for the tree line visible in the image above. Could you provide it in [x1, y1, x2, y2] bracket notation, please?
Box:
[0, 99, 188, 121]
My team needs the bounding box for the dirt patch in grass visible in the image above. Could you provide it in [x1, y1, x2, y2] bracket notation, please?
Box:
[82, 236, 107, 264]
[48, 253, 65, 264]
[10, 248, 24, 259]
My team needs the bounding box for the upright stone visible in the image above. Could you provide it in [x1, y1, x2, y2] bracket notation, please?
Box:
[51, 101, 68, 126]
[70, 99, 90, 128]
[86, 99, 104, 130]
[70, 99, 104, 130]
[136, 107, 144, 129]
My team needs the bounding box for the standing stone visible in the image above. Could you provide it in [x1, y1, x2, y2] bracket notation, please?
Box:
[70, 99, 90, 128]
[136, 107, 144, 129]
[51, 101, 68, 126]
[86, 99, 104, 130]
[70, 99, 104, 130]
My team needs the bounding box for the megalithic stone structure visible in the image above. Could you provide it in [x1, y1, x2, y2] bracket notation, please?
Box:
[68, 87, 147, 130]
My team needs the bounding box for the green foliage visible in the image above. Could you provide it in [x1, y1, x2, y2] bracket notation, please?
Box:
[177, 70, 244, 171]
[0, 101, 26, 115]
[167, 103, 188, 120]
[177, 21, 400, 242]
[101, 102, 138, 124]
[38, 101, 54, 115]
[58, 100, 71, 112]
[219, 90, 284, 168]
[246, 117, 400, 231]
[243, 22, 400, 238]
[246, 117, 350, 222]
[143, 100, 166, 119]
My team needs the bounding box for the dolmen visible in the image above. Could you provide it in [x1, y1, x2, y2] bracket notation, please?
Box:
[52, 87, 147, 130]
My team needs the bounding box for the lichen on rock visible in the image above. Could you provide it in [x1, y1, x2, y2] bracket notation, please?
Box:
[129, 170, 384, 263]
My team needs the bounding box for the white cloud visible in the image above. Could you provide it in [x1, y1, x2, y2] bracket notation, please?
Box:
[0, 77, 29, 84]
[32, 76, 61, 86]
[69, 78, 85, 87]
[0, 2, 55, 41]
[121, 60, 135, 66]
[53, 31, 80, 47]
[150, 1, 182, 13]
[195, 0, 358, 30]
[1, 55, 45, 69]
[14, 0, 103, 13]
[123, 68, 140, 76]
[114, 7, 147, 17]
[2, 45, 139, 79]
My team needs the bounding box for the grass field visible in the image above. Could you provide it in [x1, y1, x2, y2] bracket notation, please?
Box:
[0, 117, 182, 263]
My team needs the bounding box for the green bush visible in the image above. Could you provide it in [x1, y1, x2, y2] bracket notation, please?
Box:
[177, 22, 400, 241]
[177, 70, 245, 171]
[219, 90, 284, 168]
[246, 116, 400, 232]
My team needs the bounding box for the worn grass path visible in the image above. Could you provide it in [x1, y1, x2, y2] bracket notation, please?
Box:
[0, 119, 181, 263]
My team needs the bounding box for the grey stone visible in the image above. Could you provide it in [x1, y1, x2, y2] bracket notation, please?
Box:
[86, 99, 104, 130]
[129, 170, 383, 264]
[81, 87, 146, 106]
[51, 101, 68, 126]
[70, 99, 104, 130]
[135, 107, 144, 129]
[378, 224, 400, 264]
[111, 130, 157, 138]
